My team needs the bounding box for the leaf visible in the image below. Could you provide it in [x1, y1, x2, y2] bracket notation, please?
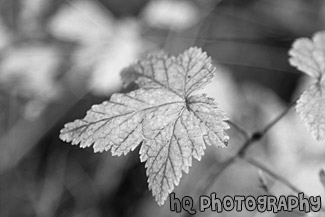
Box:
[289, 31, 325, 141]
[88, 20, 144, 95]
[60, 47, 229, 205]
[141, 0, 199, 31]
[0, 45, 62, 97]
[289, 31, 325, 79]
[0, 44, 63, 118]
[48, 0, 114, 44]
[127, 47, 216, 97]
[49, 0, 144, 95]
[296, 83, 325, 141]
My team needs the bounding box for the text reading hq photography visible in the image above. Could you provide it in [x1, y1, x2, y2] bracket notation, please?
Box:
[169, 192, 321, 215]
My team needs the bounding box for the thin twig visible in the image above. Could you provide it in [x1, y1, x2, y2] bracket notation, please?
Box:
[260, 95, 299, 136]
[257, 169, 272, 195]
[227, 120, 250, 140]
[174, 36, 291, 48]
[183, 97, 298, 217]
[220, 61, 299, 74]
[245, 158, 301, 194]
[245, 158, 325, 212]
[255, 168, 317, 215]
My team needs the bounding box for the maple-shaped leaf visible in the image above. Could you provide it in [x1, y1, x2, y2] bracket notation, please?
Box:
[60, 47, 229, 205]
[289, 31, 325, 141]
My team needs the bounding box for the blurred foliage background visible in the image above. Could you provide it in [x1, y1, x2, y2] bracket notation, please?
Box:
[0, 0, 324, 216]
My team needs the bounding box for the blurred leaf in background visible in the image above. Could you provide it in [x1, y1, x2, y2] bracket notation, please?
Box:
[0, 44, 64, 119]
[49, 0, 147, 95]
[141, 0, 200, 31]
